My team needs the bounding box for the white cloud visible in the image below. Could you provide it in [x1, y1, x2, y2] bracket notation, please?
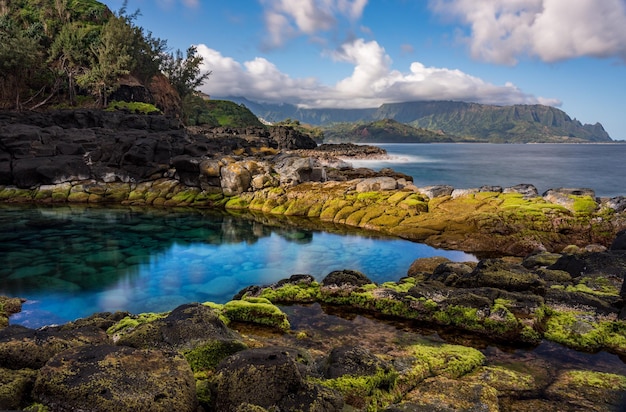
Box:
[197, 39, 560, 109]
[428, 0, 626, 64]
[260, 0, 369, 48]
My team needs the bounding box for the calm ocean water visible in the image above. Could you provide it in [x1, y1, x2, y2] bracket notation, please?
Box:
[347, 143, 626, 198]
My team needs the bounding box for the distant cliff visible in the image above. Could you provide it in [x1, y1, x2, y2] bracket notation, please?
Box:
[221, 97, 612, 143]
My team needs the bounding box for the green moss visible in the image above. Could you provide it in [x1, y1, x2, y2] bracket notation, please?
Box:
[434, 305, 484, 332]
[542, 307, 626, 353]
[106, 100, 161, 114]
[222, 298, 290, 332]
[410, 342, 486, 379]
[570, 195, 598, 214]
[183, 339, 248, 372]
[201, 302, 230, 325]
[225, 196, 250, 209]
[567, 370, 626, 390]
[311, 367, 398, 410]
[484, 299, 522, 335]
[381, 278, 416, 293]
[106, 312, 167, 336]
[258, 282, 321, 303]
[565, 277, 619, 297]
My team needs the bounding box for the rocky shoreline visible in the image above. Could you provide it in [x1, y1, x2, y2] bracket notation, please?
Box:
[2, 111, 626, 411]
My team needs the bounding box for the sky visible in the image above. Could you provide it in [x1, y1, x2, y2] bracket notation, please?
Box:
[100, 0, 626, 140]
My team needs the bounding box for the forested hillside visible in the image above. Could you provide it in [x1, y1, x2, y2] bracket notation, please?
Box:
[0, 0, 208, 118]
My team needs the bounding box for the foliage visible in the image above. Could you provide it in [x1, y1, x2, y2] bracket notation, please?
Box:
[323, 118, 451, 143]
[0, 0, 205, 113]
[183, 96, 263, 127]
[106, 100, 160, 114]
[276, 118, 325, 142]
[161, 45, 211, 99]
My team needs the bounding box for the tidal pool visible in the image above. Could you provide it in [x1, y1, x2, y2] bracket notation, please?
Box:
[0, 205, 476, 328]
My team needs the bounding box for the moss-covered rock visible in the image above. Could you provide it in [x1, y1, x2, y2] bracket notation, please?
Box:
[410, 342, 486, 379]
[211, 346, 343, 412]
[0, 367, 37, 410]
[399, 376, 499, 412]
[222, 297, 291, 332]
[0, 325, 110, 370]
[545, 370, 626, 410]
[0, 296, 23, 328]
[110, 303, 238, 350]
[33, 344, 197, 412]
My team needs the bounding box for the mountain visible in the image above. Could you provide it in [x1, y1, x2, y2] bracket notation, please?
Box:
[323, 119, 454, 143]
[220, 97, 612, 143]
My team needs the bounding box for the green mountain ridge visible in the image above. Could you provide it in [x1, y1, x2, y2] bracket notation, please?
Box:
[323, 119, 454, 143]
[221, 97, 612, 143]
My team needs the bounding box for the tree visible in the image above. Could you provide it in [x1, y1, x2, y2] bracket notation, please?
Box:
[77, 14, 132, 107]
[0, 15, 44, 109]
[161, 45, 211, 99]
[48, 22, 94, 105]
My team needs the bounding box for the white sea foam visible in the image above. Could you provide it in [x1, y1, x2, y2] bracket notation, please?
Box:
[339, 152, 436, 169]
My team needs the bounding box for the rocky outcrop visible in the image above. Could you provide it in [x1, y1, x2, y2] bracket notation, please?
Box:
[2, 234, 626, 411]
[33, 344, 198, 412]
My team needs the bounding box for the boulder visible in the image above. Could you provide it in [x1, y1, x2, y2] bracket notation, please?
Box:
[322, 269, 374, 287]
[0, 325, 109, 370]
[324, 345, 391, 379]
[270, 126, 317, 150]
[611, 230, 626, 251]
[355, 177, 397, 192]
[211, 346, 343, 412]
[113, 303, 239, 351]
[33, 344, 197, 412]
[543, 188, 597, 212]
[418, 185, 454, 198]
[504, 183, 539, 198]
[221, 161, 253, 195]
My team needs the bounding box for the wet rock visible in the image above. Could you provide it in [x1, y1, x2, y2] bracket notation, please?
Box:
[522, 251, 563, 269]
[398, 376, 499, 412]
[33, 344, 197, 412]
[548, 251, 626, 278]
[545, 370, 626, 411]
[455, 259, 546, 294]
[0, 367, 37, 410]
[322, 269, 374, 287]
[323, 345, 391, 379]
[504, 183, 539, 198]
[407, 257, 452, 277]
[211, 346, 343, 412]
[356, 177, 397, 192]
[611, 230, 626, 251]
[0, 325, 109, 370]
[543, 188, 597, 212]
[0, 296, 23, 328]
[606, 196, 626, 213]
[418, 185, 454, 198]
[112, 303, 239, 351]
[426, 262, 475, 286]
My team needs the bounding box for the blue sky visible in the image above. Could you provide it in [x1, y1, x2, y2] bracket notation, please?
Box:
[101, 0, 626, 140]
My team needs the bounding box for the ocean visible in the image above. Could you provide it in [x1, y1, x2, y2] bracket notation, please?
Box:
[345, 143, 626, 198]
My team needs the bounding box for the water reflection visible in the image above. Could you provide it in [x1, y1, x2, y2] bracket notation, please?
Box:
[0, 205, 476, 327]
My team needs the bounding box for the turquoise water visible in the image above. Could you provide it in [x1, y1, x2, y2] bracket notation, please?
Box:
[348, 143, 626, 198]
[0, 205, 476, 328]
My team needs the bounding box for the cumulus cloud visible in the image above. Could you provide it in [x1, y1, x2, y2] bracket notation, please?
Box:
[197, 39, 560, 109]
[428, 0, 626, 64]
[260, 0, 368, 48]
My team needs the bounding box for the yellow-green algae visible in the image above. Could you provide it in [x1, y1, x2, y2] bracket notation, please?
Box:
[541, 306, 626, 354]
[310, 367, 399, 411]
[106, 312, 168, 337]
[409, 342, 486, 379]
[221, 297, 290, 332]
